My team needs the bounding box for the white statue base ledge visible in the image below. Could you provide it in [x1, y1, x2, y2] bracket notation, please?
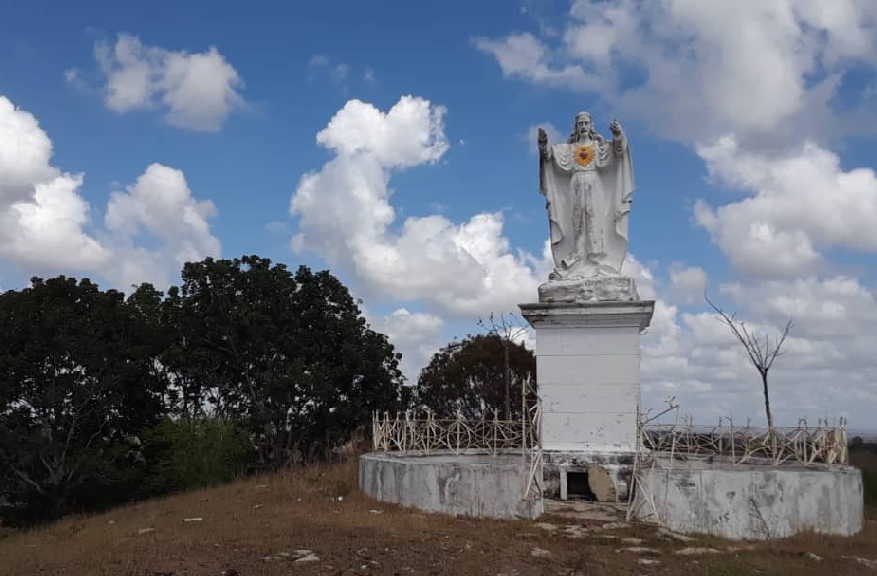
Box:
[538, 275, 639, 304]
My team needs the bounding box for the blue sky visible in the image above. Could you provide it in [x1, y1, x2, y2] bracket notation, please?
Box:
[1, 1, 876, 428]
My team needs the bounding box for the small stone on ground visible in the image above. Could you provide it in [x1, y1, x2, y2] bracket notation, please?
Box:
[530, 547, 552, 559]
[562, 525, 588, 538]
[675, 547, 721, 556]
[657, 527, 695, 542]
[294, 553, 320, 564]
[619, 547, 659, 555]
[597, 521, 629, 531]
[535, 522, 559, 532]
[725, 544, 756, 552]
[262, 549, 320, 563]
[843, 556, 877, 569]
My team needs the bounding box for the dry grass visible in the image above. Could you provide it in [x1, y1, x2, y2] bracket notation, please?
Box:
[0, 460, 875, 576]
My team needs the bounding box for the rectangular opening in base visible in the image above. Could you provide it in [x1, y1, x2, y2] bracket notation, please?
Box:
[566, 471, 596, 501]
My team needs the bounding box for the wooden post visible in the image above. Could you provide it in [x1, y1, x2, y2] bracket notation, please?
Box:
[455, 410, 462, 454]
[730, 417, 735, 464]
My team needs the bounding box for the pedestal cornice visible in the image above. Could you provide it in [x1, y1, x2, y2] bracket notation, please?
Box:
[519, 300, 655, 331]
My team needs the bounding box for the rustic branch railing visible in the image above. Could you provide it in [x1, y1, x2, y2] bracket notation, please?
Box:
[524, 400, 544, 501]
[640, 417, 849, 466]
[371, 404, 544, 501]
[628, 414, 850, 523]
[372, 409, 536, 456]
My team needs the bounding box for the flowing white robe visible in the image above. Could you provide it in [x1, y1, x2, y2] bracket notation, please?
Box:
[539, 135, 634, 278]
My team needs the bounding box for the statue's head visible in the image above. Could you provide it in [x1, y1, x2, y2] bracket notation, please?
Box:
[569, 111, 596, 143]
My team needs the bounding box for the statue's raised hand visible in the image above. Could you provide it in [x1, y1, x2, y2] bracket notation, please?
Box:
[538, 127, 548, 149]
[609, 119, 623, 137]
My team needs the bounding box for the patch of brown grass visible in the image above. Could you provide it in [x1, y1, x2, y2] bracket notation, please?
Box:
[1, 461, 875, 575]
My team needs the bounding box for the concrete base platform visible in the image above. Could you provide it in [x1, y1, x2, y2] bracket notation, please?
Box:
[630, 458, 864, 539]
[359, 452, 543, 520]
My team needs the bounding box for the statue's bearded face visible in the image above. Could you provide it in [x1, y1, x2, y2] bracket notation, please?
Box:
[575, 116, 591, 139]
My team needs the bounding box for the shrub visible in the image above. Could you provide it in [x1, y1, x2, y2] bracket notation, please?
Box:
[140, 418, 255, 496]
[850, 442, 877, 509]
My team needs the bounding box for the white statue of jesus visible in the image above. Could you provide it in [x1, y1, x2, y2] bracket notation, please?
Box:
[538, 112, 634, 281]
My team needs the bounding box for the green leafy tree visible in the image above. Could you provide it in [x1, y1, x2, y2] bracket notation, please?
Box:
[0, 277, 168, 524]
[161, 256, 405, 467]
[414, 333, 536, 420]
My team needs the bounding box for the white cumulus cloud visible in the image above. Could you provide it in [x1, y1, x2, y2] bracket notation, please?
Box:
[0, 97, 58, 204]
[0, 173, 110, 272]
[474, 33, 597, 91]
[0, 97, 109, 274]
[479, 0, 877, 146]
[640, 267, 877, 426]
[290, 96, 546, 316]
[106, 163, 221, 288]
[95, 34, 243, 132]
[374, 308, 445, 383]
[0, 94, 220, 290]
[695, 137, 877, 277]
[314, 96, 449, 168]
[668, 264, 708, 306]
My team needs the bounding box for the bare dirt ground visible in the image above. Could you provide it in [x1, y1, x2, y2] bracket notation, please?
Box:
[0, 461, 875, 576]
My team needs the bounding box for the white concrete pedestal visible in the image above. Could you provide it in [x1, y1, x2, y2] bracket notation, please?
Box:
[520, 300, 654, 500]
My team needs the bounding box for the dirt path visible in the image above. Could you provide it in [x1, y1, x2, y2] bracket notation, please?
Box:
[1, 462, 875, 575]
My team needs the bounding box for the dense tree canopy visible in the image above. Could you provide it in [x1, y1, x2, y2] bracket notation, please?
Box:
[160, 256, 405, 466]
[0, 256, 406, 524]
[414, 333, 536, 420]
[0, 277, 168, 522]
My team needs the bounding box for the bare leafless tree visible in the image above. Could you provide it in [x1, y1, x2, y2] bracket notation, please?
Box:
[478, 313, 531, 420]
[705, 295, 792, 431]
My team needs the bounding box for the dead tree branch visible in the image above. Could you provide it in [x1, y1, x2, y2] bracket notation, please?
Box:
[705, 294, 792, 431]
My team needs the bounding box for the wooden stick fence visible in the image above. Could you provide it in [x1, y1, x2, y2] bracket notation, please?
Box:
[371, 404, 544, 501]
[372, 409, 537, 455]
[628, 414, 850, 523]
[374, 404, 852, 518]
[639, 417, 849, 466]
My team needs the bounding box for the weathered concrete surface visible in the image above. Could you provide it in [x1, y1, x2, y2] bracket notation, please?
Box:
[631, 459, 864, 539]
[544, 450, 634, 501]
[538, 276, 639, 303]
[359, 452, 543, 520]
[520, 302, 653, 454]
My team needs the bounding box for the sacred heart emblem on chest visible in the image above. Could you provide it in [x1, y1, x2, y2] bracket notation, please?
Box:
[574, 145, 595, 167]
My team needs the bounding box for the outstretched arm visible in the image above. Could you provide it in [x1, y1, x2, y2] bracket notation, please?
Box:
[538, 127, 551, 196]
[538, 127, 551, 160]
[609, 119, 626, 154]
